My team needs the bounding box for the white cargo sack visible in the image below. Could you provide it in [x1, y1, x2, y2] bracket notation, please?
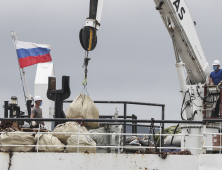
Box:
[66, 126, 96, 153]
[164, 134, 181, 146]
[66, 94, 99, 129]
[35, 134, 64, 152]
[0, 133, 35, 152]
[53, 122, 88, 144]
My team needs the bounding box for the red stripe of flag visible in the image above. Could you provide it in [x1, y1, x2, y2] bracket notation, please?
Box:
[18, 53, 52, 68]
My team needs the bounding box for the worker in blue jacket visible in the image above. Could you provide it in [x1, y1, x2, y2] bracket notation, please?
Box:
[210, 60, 222, 117]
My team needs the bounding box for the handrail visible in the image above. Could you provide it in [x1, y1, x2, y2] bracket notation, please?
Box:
[2, 118, 222, 154]
[0, 132, 203, 137]
[64, 100, 165, 107]
[0, 132, 203, 151]
[63, 100, 166, 148]
[0, 118, 205, 124]
[1, 131, 222, 153]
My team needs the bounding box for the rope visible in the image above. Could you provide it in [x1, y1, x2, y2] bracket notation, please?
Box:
[81, 83, 89, 96]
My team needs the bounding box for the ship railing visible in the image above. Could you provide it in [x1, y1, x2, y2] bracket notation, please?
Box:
[1, 118, 222, 154]
[4, 100, 166, 147]
[0, 131, 203, 153]
[63, 100, 166, 147]
[203, 131, 222, 154]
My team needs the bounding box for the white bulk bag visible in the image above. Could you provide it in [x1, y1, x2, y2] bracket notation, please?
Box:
[89, 127, 106, 145]
[0, 133, 35, 152]
[66, 134, 96, 153]
[164, 134, 181, 146]
[53, 122, 88, 144]
[35, 134, 64, 152]
[66, 94, 99, 129]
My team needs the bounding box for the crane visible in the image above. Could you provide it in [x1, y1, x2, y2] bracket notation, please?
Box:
[79, 0, 218, 124]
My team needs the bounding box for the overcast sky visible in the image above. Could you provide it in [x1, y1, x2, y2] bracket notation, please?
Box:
[0, 0, 221, 123]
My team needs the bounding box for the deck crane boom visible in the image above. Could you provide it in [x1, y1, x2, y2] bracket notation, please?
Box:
[79, 0, 221, 155]
[79, 0, 216, 122]
[154, 0, 211, 85]
[153, 0, 221, 155]
[153, 0, 216, 122]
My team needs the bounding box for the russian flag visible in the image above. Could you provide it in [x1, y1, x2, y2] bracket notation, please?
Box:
[16, 41, 52, 68]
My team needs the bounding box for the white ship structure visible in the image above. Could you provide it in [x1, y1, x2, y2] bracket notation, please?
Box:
[1, 0, 222, 170]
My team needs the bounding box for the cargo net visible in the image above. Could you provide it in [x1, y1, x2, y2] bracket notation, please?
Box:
[124, 119, 193, 158]
[123, 119, 168, 159]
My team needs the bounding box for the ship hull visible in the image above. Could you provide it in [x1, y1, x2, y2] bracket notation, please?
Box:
[0, 153, 220, 170]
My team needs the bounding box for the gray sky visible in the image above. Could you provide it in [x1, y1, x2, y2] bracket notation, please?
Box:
[0, 0, 221, 122]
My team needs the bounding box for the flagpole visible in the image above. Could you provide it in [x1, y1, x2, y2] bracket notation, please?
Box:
[21, 68, 31, 100]
[11, 31, 31, 100]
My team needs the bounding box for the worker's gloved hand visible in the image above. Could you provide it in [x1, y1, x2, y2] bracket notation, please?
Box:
[31, 121, 37, 127]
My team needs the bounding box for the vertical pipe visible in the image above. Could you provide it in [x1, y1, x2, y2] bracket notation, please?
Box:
[202, 123, 206, 154]
[204, 86, 207, 118]
[16, 106, 20, 118]
[161, 106, 165, 148]
[37, 124, 40, 153]
[123, 103, 127, 149]
[160, 124, 162, 152]
[220, 90, 222, 118]
[10, 108, 13, 118]
[118, 133, 120, 154]
[54, 95, 62, 127]
[175, 62, 187, 94]
[77, 124, 80, 153]
[132, 114, 135, 134]
[220, 122, 221, 154]
[135, 115, 137, 134]
[4, 101, 9, 118]
[132, 114, 137, 136]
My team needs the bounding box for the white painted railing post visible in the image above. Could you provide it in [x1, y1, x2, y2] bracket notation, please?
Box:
[118, 133, 120, 154]
[77, 124, 80, 153]
[37, 124, 41, 153]
[220, 122, 221, 154]
[202, 124, 206, 154]
[160, 125, 162, 152]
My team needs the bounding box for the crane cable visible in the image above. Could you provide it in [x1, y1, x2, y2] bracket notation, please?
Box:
[82, 51, 91, 95]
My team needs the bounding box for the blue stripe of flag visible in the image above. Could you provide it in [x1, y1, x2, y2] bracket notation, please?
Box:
[16, 47, 51, 59]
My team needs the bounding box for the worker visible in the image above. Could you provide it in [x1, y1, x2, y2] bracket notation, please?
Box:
[210, 60, 222, 117]
[30, 96, 45, 127]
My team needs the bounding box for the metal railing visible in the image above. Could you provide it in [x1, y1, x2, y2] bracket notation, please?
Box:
[63, 100, 165, 147]
[0, 131, 205, 154]
[1, 118, 222, 154]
